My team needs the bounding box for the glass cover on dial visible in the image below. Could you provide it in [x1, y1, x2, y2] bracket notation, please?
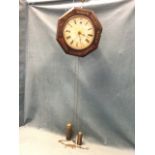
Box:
[63, 15, 95, 50]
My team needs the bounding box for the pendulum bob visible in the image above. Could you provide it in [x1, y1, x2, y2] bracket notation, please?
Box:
[76, 131, 83, 145]
[66, 123, 73, 140]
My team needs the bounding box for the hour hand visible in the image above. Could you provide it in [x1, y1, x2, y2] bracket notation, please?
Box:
[78, 31, 85, 37]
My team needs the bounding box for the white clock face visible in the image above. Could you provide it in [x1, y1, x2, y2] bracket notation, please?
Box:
[63, 15, 95, 50]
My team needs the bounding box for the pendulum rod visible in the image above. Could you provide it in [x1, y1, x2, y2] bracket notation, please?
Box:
[72, 56, 80, 134]
[77, 57, 80, 132]
[75, 57, 78, 133]
[72, 56, 76, 129]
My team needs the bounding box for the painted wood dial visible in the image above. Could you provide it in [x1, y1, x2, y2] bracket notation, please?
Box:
[63, 15, 95, 50]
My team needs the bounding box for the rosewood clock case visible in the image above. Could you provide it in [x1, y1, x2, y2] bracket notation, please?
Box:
[56, 7, 102, 57]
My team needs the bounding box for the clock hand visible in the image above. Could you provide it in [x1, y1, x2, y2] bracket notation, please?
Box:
[78, 34, 82, 48]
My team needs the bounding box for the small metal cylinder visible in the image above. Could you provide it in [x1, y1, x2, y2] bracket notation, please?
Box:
[66, 123, 73, 140]
[76, 131, 83, 145]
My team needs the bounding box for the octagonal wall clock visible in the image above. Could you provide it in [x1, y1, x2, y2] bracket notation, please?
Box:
[56, 7, 102, 57]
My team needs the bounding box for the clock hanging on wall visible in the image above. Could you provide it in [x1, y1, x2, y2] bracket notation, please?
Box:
[56, 0, 103, 148]
[56, 7, 102, 57]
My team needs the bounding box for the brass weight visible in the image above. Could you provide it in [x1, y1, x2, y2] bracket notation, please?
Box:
[76, 131, 83, 145]
[66, 123, 73, 140]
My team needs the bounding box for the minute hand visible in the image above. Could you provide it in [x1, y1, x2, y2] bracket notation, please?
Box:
[78, 34, 82, 47]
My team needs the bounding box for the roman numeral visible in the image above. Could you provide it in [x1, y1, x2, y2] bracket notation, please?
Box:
[85, 21, 88, 25]
[66, 36, 71, 39]
[66, 30, 70, 33]
[88, 28, 93, 30]
[85, 39, 90, 43]
[80, 18, 83, 24]
[70, 40, 74, 45]
[68, 23, 72, 27]
[74, 19, 76, 24]
[76, 42, 78, 47]
[88, 34, 93, 37]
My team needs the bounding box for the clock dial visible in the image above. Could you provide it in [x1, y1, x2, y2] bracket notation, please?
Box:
[63, 15, 95, 50]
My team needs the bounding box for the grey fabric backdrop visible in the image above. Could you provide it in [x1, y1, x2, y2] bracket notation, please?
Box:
[19, 0, 135, 148]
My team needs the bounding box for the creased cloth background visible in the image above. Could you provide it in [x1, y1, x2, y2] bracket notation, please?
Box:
[19, 0, 135, 148]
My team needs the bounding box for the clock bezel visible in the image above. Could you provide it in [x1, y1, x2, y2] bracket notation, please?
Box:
[56, 7, 102, 57]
